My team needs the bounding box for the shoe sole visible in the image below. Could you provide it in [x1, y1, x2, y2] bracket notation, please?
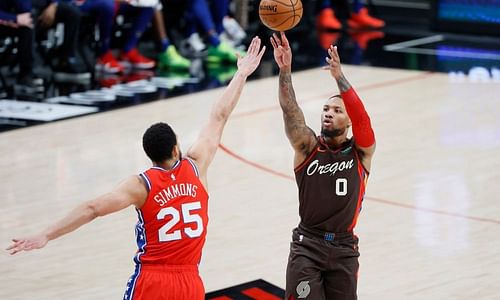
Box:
[120, 61, 156, 70]
[95, 64, 123, 74]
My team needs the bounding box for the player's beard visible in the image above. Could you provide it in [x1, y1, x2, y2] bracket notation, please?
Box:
[321, 127, 346, 138]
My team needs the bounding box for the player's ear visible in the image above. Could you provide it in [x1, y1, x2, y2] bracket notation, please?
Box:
[171, 144, 179, 159]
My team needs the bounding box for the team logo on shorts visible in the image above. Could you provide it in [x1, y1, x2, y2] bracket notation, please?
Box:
[296, 281, 310, 298]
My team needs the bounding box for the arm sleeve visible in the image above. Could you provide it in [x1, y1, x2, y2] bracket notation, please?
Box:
[341, 87, 375, 148]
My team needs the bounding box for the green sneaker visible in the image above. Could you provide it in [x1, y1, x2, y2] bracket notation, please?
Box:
[206, 42, 243, 64]
[158, 45, 191, 70]
[207, 64, 237, 83]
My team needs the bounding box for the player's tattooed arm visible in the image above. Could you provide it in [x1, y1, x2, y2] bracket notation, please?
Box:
[336, 73, 352, 93]
[324, 45, 352, 93]
[279, 70, 316, 154]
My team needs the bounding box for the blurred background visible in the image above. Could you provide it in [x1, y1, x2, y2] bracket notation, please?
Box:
[1, 0, 499, 132]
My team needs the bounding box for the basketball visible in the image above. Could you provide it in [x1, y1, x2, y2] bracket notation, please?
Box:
[259, 0, 303, 31]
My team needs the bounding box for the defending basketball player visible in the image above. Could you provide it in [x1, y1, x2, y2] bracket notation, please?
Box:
[6, 36, 266, 300]
[270, 31, 375, 300]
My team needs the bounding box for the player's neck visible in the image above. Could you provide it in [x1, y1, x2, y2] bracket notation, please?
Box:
[321, 135, 348, 149]
[155, 158, 180, 170]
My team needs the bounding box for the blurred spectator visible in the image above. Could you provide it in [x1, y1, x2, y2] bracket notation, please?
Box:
[55, 0, 156, 74]
[152, 5, 191, 70]
[115, 0, 156, 70]
[208, 0, 246, 48]
[183, 0, 242, 63]
[34, 0, 91, 82]
[316, 0, 385, 30]
[0, 0, 43, 94]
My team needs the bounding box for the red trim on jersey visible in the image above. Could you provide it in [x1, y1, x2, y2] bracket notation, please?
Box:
[341, 88, 375, 148]
[348, 151, 368, 231]
[185, 157, 200, 178]
[139, 173, 151, 192]
[356, 149, 370, 176]
[317, 136, 349, 154]
[294, 145, 319, 173]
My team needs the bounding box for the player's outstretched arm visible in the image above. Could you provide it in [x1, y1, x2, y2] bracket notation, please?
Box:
[324, 45, 376, 171]
[187, 36, 265, 181]
[7, 176, 147, 255]
[270, 32, 316, 166]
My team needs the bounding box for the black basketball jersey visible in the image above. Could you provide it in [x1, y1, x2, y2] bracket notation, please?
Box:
[294, 137, 369, 233]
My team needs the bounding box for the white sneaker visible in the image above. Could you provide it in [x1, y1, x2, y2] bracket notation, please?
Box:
[220, 32, 235, 47]
[223, 17, 246, 45]
[220, 32, 247, 51]
[188, 33, 206, 51]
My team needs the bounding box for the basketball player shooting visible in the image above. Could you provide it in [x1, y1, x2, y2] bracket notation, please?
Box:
[270, 31, 376, 300]
[6, 36, 266, 300]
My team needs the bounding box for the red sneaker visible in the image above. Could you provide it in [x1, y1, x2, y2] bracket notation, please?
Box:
[318, 31, 340, 50]
[348, 8, 385, 29]
[316, 8, 342, 30]
[98, 74, 124, 88]
[120, 48, 156, 69]
[125, 70, 154, 83]
[350, 31, 385, 49]
[96, 51, 124, 74]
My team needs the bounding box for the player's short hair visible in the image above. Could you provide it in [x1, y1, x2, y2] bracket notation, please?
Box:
[328, 94, 342, 100]
[143, 122, 177, 163]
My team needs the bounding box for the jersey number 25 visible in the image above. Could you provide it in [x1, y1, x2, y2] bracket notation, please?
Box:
[156, 201, 203, 242]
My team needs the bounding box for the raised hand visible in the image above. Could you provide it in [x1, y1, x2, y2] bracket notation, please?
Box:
[6, 235, 49, 255]
[270, 32, 292, 71]
[236, 36, 266, 77]
[323, 45, 343, 81]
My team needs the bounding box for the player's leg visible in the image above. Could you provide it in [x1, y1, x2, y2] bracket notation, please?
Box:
[285, 229, 327, 300]
[52, 2, 91, 81]
[187, 0, 238, 63]
[153, 8, 190, 70]
[323, 237, 360, 300]
[119, 4, 156, 69]
[78, 0, 124, 73]
[208, 0, 228, 35]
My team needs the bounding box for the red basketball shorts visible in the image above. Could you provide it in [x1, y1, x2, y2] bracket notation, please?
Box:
[124, 264, 204, 300]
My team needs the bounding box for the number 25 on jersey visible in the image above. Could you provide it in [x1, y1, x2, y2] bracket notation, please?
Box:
[157, 201, 203, 242]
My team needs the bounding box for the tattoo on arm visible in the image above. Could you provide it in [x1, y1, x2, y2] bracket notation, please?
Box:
[337, 74, 352, 92]
[279, 71, 313, 151]
[279, 70, 297, 108]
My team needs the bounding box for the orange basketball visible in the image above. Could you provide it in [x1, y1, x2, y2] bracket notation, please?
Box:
[258, 0, 303, 31]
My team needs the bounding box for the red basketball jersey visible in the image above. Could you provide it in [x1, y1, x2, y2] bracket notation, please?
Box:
[133, 158, 209, 265]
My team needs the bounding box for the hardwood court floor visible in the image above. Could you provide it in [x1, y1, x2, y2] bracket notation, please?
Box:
[1, 65, 499, 300]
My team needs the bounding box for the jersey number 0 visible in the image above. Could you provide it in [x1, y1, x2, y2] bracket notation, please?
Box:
[156, 201, 203, 242]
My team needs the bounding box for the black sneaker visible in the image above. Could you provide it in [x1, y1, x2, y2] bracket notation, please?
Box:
[53, 57, 91, 83]
[14, 74, 44, 94]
